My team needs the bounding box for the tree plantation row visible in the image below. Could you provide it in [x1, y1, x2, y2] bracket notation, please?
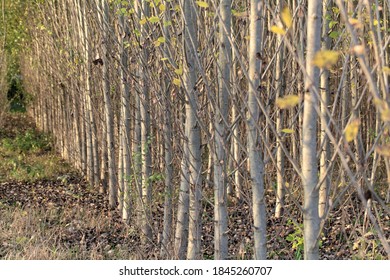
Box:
[1, 0, 389, 260]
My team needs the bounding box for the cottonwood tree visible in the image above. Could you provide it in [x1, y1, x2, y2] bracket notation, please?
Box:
[302, 0, 322, 260]
[247, 0, 267, 260]
[182, 0, 202, 260]
[214, 0, 231, 260]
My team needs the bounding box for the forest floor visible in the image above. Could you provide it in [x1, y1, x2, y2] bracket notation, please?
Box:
[0, 113, 388, 260]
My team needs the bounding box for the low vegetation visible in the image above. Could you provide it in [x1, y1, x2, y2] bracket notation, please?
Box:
[0, 114, 72, 182]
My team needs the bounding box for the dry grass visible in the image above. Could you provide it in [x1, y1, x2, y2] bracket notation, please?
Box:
[0, 202, 141, 260]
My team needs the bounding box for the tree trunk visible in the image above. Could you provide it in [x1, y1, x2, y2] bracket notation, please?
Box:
[247, 0, 267, 260]
[303, 0, 322, 260]
[214, 0, 231, 260]
[183, 0, 202, 260]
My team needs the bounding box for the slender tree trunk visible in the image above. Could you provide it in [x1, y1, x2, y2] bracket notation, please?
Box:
[247, 0, 266, 260]
[319, 0, 332, 219]
[214, 0, 231, 260]
[174, 135, 190, 259]
[99, 0, 117, 209]
[140, 0, 152, 243]
[183, 0, 202, 260]
[303, 0, 322, 260]
[161, 0, 173, 257]
[275, 0, 285, 219]
[118, 6, 132, 223]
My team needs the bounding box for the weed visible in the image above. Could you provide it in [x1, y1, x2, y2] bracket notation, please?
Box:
[0, 127, 72, 182]
[286, 220, 304, 259]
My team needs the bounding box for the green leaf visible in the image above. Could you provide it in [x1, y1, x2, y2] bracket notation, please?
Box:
[329, 21, 338, 29]
[329, 31, 340, 39]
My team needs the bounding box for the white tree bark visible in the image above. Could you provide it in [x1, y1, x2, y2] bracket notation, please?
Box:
[183, 0, 202, 260]
[319, 0, 332, 219]
[303, 0, 322, 260]
[247, 0, 267, 260]
[214, 0, 231, 260]
[99, 0, 117, 209]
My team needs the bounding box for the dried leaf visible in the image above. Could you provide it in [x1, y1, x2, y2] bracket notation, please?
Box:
[376, 144, 390, 157]
[348, 18, 363, 29]
[381, 108, 390, 122]
[374, 98, 390, 122]
[352, 45, 365, 55]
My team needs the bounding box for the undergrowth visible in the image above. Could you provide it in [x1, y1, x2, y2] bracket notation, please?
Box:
[0, 202, 138, 260]
[0, 114, 73, 182]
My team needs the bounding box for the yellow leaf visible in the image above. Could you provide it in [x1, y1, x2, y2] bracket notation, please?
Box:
[173, 78, 181, 86]
[353, 240, 360, 250]
[281, 128, 294, 134]
[344, 119, 360, 142]
[281, 6, 292, 28]
[196, 1, 209, 8]
[148, 16, 160, 23]
[175, 67, 183, 76]
[139, 17, 147, 25]
[159, 4, 166, 12]
[276, 95, 300, 109]
[381, 108, 390, 122]
[376, 144, 390, 157]
[383, 66, 390, 74]
[164, 20, 172, 27]
[374, 98, 390, 122]
[161, 57, 169, 61]
[270, 25, 286, 35]
[157, 37, 166, 43]
[312, 50, 340, 69]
